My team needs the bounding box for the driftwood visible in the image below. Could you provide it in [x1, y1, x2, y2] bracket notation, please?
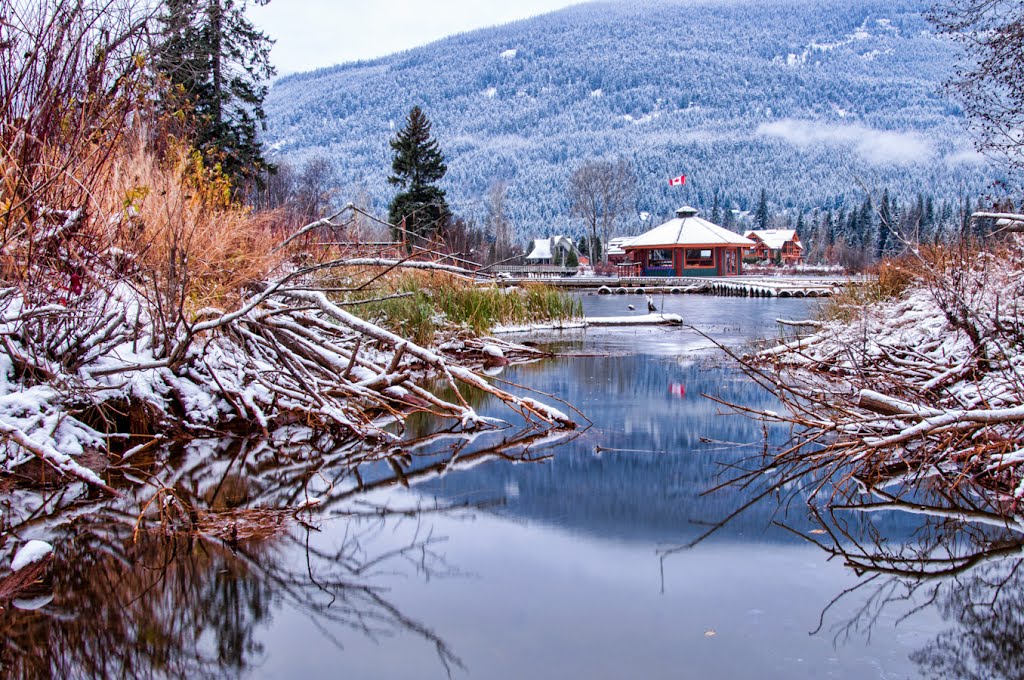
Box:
[0, 212, 578, 494]
[729, 240, 1024, 507]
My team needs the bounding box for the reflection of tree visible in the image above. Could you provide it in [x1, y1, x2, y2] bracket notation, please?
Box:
[912, 561, 1024, 680]
[0, 520, 270, 678]
[773, 488, 1024, 679]
[0, 421, 578, 677]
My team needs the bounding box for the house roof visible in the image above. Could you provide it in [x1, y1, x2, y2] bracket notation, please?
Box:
[625, 207, 754, 249]
[606, 236, 636, 256]
[743, 229, 803, 250]
[525, 235, 575, 261]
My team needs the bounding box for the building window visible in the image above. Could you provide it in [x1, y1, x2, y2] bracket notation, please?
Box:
[648, 249, 673, 267]
[684, 248, 714, 268]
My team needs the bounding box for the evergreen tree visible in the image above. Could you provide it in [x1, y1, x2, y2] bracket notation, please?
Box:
[820, 210, 834, 261]
[890, 197, 902, 247]
[722, 206, 735, 230]
[876, 189, 892, 259]
[961, 196, 973, 240]
[156, 0, 275, 190]
[710, 190, 722, 225]
[939, 200, 954, 243]
[755, 189, 769, 230]
[923, 195, 935, 243]
[973, 198, 994, 240]
[858, 198, 874, 254]
[387, 106, 451, 243]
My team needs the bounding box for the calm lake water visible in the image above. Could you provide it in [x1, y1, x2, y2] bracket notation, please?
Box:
[4, 293, 1017, 678]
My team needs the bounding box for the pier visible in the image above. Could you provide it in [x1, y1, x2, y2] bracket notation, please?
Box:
[491, 274, 858, 298]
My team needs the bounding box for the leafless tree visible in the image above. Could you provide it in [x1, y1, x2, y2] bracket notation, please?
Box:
[294, 155, 338, 222]
[485, 181, 513, 262]
[929, 1, 1024, 185]
[252, 160, 296, 212]
[568, 159, 637, 263]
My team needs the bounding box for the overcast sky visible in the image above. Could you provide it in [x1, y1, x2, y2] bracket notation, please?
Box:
[249, 0, 584, 76]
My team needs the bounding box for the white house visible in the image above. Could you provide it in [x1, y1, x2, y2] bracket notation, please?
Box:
[524, 236, 579, 265]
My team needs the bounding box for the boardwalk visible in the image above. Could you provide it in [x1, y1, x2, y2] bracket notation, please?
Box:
[491, 274, 859, 298]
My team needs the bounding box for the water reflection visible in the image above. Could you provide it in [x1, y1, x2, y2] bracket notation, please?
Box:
[772, 487, 1024, 679]
[8, 294, 1023, 678]
[419, 349, 929, 547]
[0, 424, 576, 678]
[913, 560, 1024, 680]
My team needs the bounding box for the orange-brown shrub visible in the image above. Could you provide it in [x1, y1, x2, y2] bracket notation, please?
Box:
[104, 139, 284, 314]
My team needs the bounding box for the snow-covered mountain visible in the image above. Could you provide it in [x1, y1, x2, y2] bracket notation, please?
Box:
[264, 0, 995, 239]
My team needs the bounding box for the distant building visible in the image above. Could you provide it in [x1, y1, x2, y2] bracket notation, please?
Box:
[743, 229, 804, 265]
[606, 236, 635, 265]
[622, 207, 753, 277]
[524, 235, 579, 265]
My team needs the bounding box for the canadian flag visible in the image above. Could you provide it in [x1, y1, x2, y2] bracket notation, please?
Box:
[668, 174, 686, 187]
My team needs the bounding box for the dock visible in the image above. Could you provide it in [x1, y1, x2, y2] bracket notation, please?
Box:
[491, 275, 859, 298]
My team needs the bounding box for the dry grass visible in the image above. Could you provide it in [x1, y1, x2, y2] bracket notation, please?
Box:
[104, 140, 284, 313]
[0, 126, 283, 315]
[821, 254, 922, 322]
[338, 270, 582, 344]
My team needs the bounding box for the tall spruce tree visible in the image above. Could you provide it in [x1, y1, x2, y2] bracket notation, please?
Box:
[858, 198, 874, 253]
[710, 189, 722, 225]
[876, 189, 892, 259]
[156, 0, 275, 190]
[388, 106, 451, 243]
[754, 189, 769, 230]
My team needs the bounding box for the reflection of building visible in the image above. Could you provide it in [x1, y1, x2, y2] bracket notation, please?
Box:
[622, 207, 753, 277]
[524, 235, 578, 265]
[743, 229, 804, 265]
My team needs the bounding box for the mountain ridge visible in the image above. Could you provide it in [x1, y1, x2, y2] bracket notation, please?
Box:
[264, 0, 996, 241]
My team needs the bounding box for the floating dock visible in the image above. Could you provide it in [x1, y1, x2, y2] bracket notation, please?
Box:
[492, 275, 858, 298]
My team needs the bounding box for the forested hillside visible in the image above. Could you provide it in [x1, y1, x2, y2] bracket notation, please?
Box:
[264, 0, 997, 241]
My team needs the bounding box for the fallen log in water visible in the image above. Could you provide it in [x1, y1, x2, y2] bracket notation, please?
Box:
[585, 313, 683, 326]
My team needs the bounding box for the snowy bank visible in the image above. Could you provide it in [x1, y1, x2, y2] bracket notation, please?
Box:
[0, 242, 577, 492]
[746, 243, 1024, 506]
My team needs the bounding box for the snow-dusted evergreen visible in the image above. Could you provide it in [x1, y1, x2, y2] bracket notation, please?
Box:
[264, 0, 996, 242]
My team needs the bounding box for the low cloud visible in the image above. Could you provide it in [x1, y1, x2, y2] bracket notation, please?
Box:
[943, 146, 987, 167]
[757, 119, 934, 166]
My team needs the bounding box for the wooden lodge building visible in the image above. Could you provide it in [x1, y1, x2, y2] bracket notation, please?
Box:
[743, 229, 804, 265]
[620, 207, 754, 277]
